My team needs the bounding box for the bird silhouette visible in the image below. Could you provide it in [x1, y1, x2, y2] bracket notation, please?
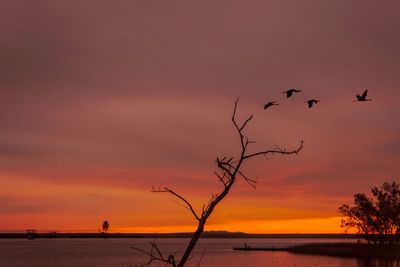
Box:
[263, 101, 279, 109]
[306, 99, 320, 108]
[355, 89, 372, 102]
[283, 89, 302, 98]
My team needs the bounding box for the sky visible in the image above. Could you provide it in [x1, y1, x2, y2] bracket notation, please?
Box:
[1, 0, 400, 233]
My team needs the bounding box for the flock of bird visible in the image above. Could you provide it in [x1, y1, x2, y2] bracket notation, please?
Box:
[263, 89, 372, 110]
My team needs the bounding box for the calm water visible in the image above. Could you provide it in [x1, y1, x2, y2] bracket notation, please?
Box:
[0, 238, 399, 267]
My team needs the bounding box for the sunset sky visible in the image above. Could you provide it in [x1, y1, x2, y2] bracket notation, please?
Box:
[1, 1, 400, 233]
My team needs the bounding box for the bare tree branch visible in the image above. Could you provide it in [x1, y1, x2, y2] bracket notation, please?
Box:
[232, 98, 253, 150]
[136, 99, 303, 267]
[240, 114, 253, 132]
[152, 187, 201, 221]
[243, 140, 304, 160]
[131, 241, 179, 267]
[214, 171, 228, 187]
[237, 170, 257, 189]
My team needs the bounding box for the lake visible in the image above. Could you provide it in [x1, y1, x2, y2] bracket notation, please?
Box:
[0, 238, 398, 267]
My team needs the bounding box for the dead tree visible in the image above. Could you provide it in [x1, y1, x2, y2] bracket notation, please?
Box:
[134, 98, 303, 267]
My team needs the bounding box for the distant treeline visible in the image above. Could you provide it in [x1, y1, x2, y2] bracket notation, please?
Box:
[0, 231, 357, 239]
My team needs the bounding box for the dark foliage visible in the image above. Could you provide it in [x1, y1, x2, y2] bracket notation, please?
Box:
[339, 181, 400, 244]
[102, 220, 110, 233]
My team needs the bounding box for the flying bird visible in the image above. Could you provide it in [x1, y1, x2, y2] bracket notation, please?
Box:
[306, 99, 320, 108]
[355, 89, 372, 102]
[263, 101, 279, 110]
[283, 89, 302, 98]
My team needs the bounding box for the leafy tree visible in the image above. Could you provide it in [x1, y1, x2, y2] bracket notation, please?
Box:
[339, 181, 400, 244]
[102, 220, 110, 233]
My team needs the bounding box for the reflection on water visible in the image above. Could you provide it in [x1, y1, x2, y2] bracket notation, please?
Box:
[356, 258, 400, 267]
[0, 238, 398, 267]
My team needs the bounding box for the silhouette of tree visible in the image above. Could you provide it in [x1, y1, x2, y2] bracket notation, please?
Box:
[134, 99, 303, 267]
[102, 220, 109, 233]
[339, 181, 400, 244]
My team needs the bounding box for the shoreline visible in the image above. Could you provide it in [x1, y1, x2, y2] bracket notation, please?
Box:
[0, 232, 357, 239]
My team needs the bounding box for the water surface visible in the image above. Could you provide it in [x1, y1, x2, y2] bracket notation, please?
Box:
[0, 238, 398, 267]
